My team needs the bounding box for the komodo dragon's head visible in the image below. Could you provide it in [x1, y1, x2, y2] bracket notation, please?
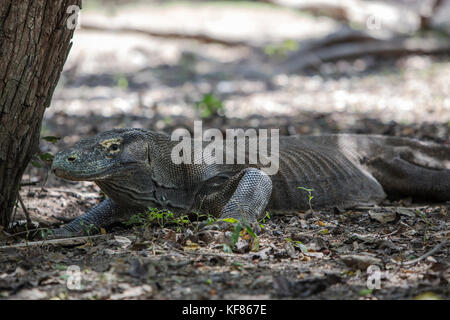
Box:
[52, 128, 151, 181]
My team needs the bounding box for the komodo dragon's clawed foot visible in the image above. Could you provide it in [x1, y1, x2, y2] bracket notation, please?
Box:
[46, 198, 128, 239]
[207, 168, 272, 234]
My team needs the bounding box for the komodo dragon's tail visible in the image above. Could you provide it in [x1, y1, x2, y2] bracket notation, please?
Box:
[340, 134, 450, 201]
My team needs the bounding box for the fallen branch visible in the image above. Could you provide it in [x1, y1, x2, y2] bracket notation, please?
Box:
[0, 234, 107, 249]
[20, 180, 40, 187]
[81, 22, 250, 47]
[283, 36, 450, 71]
[292, 26, 394, 53]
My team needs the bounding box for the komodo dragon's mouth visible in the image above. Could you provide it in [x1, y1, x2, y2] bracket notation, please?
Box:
[52, 167, 113, 181]
[52, 157, 141, 182]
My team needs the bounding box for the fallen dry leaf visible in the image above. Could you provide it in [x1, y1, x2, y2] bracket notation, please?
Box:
[183, 240, 199, 251]
[369, 210, 397, 224]
[341, 254, 382, 270]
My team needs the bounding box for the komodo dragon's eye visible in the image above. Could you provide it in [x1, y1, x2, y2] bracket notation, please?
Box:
[99, 139, 122, 153]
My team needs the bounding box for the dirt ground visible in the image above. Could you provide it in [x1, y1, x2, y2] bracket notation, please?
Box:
[0, 1, 449, 300]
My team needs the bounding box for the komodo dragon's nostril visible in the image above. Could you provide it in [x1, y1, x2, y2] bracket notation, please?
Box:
[67, 156, 77, 162]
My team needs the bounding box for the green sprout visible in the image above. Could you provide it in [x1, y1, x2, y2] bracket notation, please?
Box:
[298, 186, 314, 211]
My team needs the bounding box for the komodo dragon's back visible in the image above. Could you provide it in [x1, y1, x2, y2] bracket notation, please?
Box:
[49, 129, 450, 238]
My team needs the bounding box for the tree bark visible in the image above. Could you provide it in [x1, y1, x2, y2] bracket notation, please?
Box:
[0, 0, 81, 227]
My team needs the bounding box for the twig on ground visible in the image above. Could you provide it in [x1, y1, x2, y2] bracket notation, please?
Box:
[81, 22, 251, 47]
[20, 181, 40, 187]
[170, 246, 237, 258]
[403, 239, 448, 265]
[0, 234, 107, 249]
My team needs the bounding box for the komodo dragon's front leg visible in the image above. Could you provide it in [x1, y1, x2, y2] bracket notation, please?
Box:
[49, 198, 130, 238]
[202, 168, 273, 231]
[221, 168, 272, 222]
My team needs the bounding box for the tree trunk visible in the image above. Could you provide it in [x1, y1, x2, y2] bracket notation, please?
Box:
[0, 0, 81, 227]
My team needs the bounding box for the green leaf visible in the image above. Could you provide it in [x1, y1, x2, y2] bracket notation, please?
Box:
[42, 136, 60, 143]
[230, 223, 242, 247]
[54, 263, 68, 271]
[195, 93, 224, 119]
[30, 160, 42, 168]
[206, 217, 217, 226]
[285, 238, 308, 253]
[223, 243, 232, 253]
[244, 225, 257, 239]
[221, 217, 239, 224]
[297, 242, 309, 253]
[117, 76, 128, 89]
[38, 152, 54, 161]
[359, 288, 374, 296]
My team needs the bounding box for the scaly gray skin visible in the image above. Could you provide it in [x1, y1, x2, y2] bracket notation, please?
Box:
[49, 128, 450, 238]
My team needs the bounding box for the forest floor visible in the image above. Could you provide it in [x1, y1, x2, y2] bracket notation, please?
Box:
[0, 1, 449, 300]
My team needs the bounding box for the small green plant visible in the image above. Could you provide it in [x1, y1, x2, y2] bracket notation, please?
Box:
[126, 208, 190, 232]
[285, 237, 308, 253]
[79, 220, 99, 237]
[114, 73, 128, 89]
[221, 217, 259, 252]
[195, 93, 225, 119]
[42, 136, 61, 143]
[171, 214, 192, 232]
[298, 186, 314, 211]
[40, 228, 54, 240]
[53, 263, 68, 271]
[30, 135, 60, 168]
[359, 288, 374, 296]
[193, 211, 217, 226]
[414, 209, 433, 243]
[264, 40, 299, 59]
[259, 211, 271, 229]
[223, 243, 232, 253]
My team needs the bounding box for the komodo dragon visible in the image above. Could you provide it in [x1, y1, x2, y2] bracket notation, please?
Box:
[50, 128, 450, 238]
